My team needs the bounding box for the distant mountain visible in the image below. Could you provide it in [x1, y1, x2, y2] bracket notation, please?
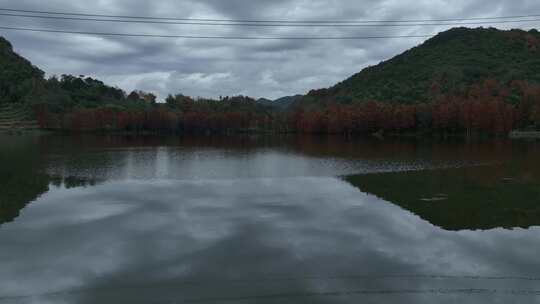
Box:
[257, 95, 302, 110]
[0, 37, 45, 103]
[302, 27, 540, 105]
[256, 97, 273, 105]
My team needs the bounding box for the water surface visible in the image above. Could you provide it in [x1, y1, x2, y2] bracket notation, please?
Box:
[1, 135, 540, 303]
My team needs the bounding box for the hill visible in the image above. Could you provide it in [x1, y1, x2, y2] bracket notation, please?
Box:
[302, 27, 540, 105]
[257, 95, 301, 110]
[0, 37, 45, 104]
[0, 36, 160, 112]
[1, 30, 538, 134]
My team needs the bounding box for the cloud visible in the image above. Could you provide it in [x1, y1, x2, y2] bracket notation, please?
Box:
[1, 0, 539, 100]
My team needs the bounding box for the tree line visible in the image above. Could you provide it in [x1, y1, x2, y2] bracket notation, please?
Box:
[4, 30, 540, 137]
[32, 79, 540, 136]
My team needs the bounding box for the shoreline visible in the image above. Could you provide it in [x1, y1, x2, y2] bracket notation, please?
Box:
[2, 128, 539, 141]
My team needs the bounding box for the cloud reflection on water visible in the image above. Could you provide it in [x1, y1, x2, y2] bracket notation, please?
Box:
[1, 135, 540, 303]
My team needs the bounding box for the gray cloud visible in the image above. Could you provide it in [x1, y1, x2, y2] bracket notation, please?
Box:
[1, 0, 539, 100]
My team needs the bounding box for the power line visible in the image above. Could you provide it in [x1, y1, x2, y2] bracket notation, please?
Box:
[0, 26, 434, 40]
[1, 7, 540, 24]
[2, 12, 540, 27]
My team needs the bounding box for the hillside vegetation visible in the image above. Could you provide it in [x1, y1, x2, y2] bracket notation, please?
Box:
[1, 28, 540, 135]
[303, 27, 540, 104]
[0, 37, 44, 104]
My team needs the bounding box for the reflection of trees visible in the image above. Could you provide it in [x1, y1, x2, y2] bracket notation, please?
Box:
[0, 136, 50, 225]
[3, 133, 539, 229]
[0, 172, 49, 225]
[50, 175, 102, 189]
[344, 162, 540, 231]
[0, 136, 104, 225]
[32, 134, 531, 163]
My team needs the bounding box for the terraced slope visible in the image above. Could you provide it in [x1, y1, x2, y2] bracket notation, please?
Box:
[0, 103, 39, 132]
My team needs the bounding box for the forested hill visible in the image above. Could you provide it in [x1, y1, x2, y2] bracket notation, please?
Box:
[0, 37, 45, 103]
[303, 27, 540, 105]
[1, 30, 539, 134]
[0, 36, 157, 111]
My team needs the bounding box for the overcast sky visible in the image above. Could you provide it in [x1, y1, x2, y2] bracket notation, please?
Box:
[1, 0, 539, 100]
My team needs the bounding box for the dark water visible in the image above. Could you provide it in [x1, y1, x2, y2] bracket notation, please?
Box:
[1, 134, 540, 304]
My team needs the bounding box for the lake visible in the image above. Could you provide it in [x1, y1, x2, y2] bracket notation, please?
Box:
[1, 134, 540, 303]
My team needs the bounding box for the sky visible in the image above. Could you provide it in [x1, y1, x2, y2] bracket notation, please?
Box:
[0, 0, 539, 100]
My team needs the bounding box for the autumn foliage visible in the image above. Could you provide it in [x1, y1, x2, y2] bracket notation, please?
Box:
[32, 79, 540, 137]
